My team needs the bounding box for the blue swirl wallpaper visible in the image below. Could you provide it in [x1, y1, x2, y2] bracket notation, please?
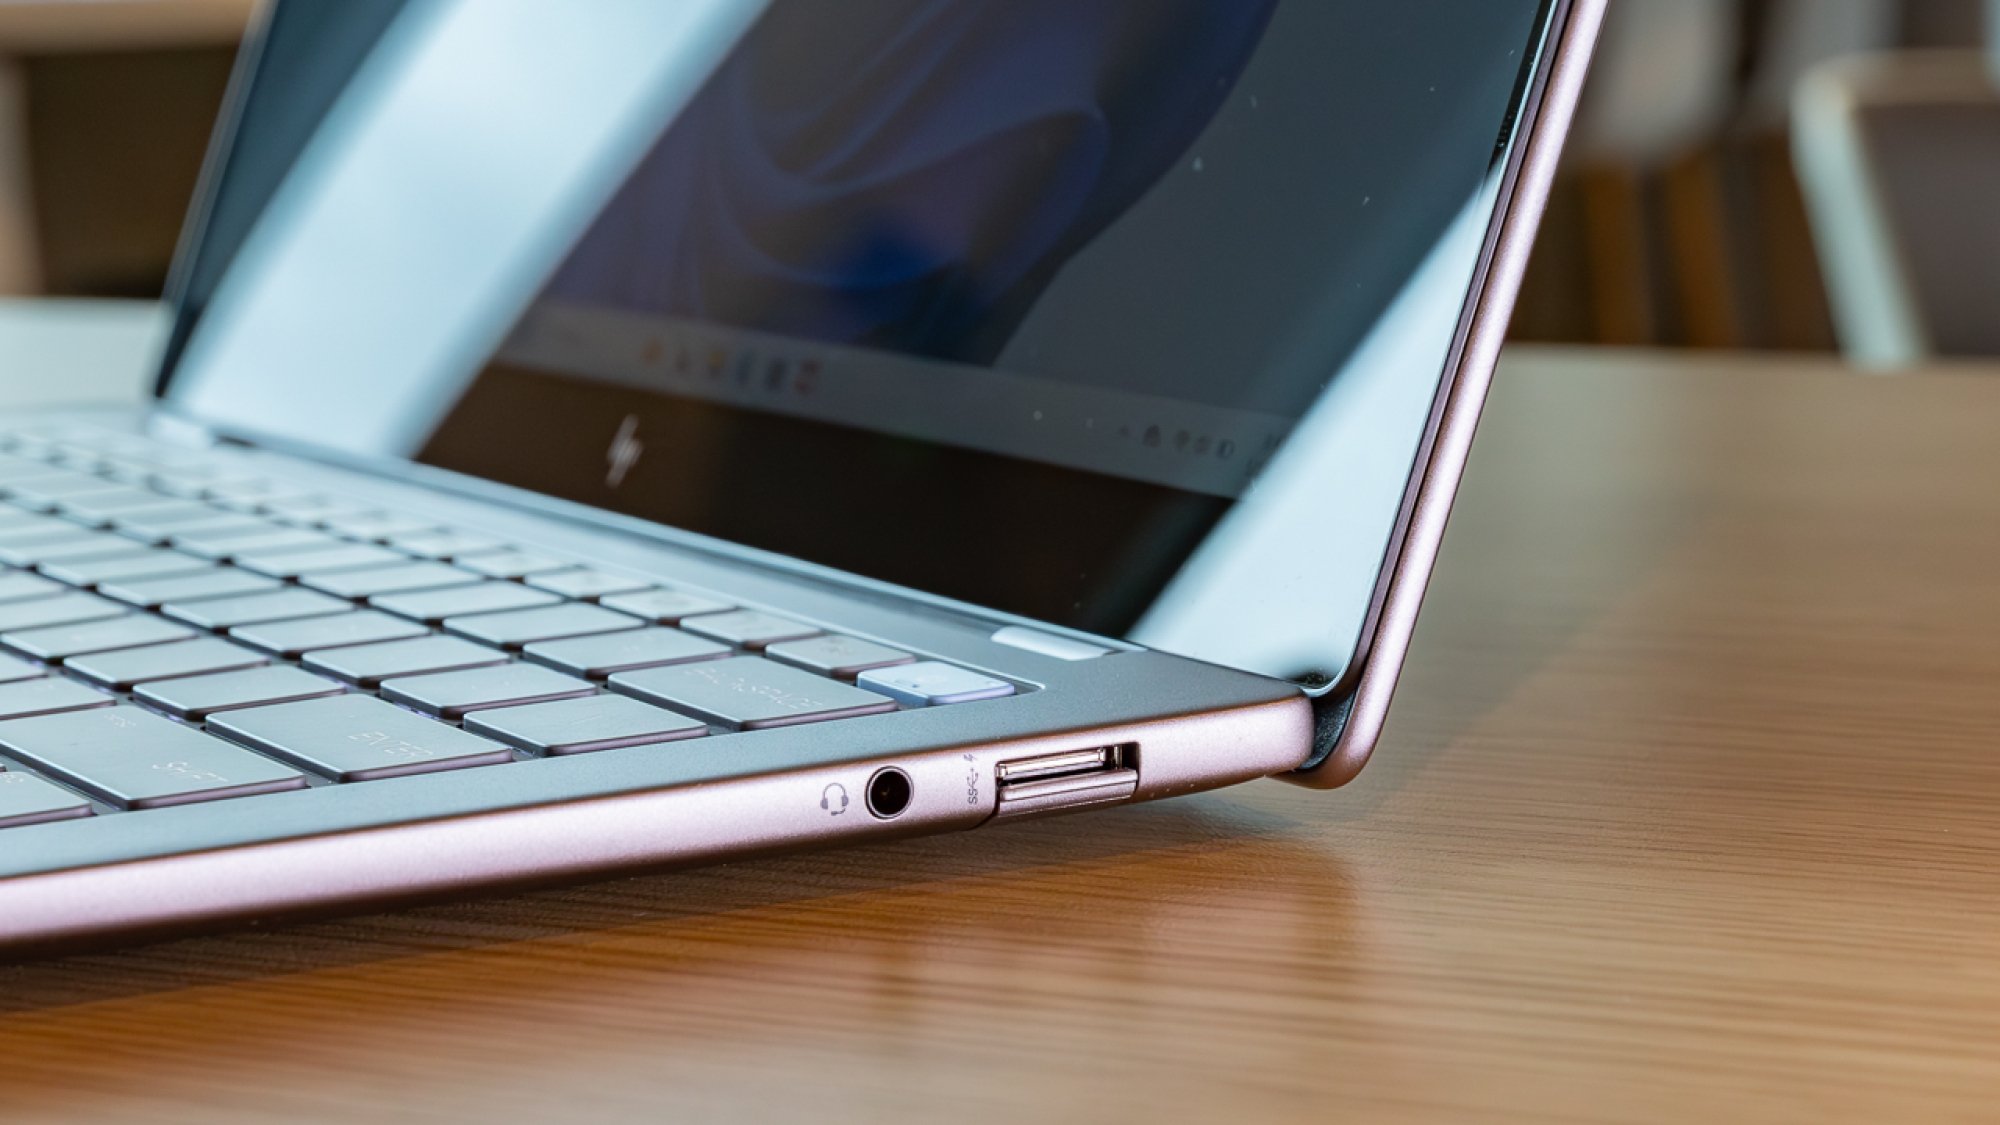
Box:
[544, 0, 1278, 365]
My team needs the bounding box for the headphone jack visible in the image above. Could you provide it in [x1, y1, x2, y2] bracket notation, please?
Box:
[865, 767, 914, 819]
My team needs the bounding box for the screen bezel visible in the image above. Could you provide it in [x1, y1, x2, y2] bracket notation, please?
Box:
[149, 0, 1574, 708]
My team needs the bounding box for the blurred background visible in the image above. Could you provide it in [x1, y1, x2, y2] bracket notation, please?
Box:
[0, 0, 1996, 366]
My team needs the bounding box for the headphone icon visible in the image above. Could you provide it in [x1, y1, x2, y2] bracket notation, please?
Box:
[820, 783, 849, 815]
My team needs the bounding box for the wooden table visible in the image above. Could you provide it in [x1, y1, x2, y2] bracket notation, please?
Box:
[5, 347, 1999, 1122]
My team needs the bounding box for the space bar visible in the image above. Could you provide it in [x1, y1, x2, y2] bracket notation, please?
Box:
[0, 705, 306, 810]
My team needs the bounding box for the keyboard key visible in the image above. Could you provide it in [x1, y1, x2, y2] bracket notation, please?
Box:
[466, 694, 706, 756]
[259, 495, 377, 527]
[858, 662, 1017, 706]
[67, 637, 270, 691]
[0, 518, 94, 546]
[599, 588, 732, 624]
[0, 652, 42, 683]
[385, 529, 507, 560]
[0, 509, 52, 532]
[443, 603, 640, 651]
[134, 665, 346, 719]
[56, 489, 187, 527]
[610, 657, 895, 730]
[373, 581, 560, 625]
[322, 511, 439, 542]
[120, 511, 266, 545]
[233, 542, 408, 579]
[301, 560, 483, 600]
[162, 587, 351, 631]
[0, 570, 62, 604]
[0, 531, 140, 568]
[0, 677, 114, 720]
[210, 694, 513, 782]
[230, 610, 429, 658]
[381, 663, 595, 719]
[459, 550, 571, 579]
[523, 627, 729, 678]
[526, 569, 652, 601]
[2, 614, 195, 663]
[0, 706, 305, 809]
[302, 634, 507, 687]
[4, 474, 124, 510]
[40, 548, 212, 588]
[0, 770, 93, 829]
[679, 609, 819, 650]
[0, 593, 126, 633]
[175, 525, 336, 561]
[208, 482, 320, 514]
[100, 567, 280, 609]
[765, 635, 915, 679]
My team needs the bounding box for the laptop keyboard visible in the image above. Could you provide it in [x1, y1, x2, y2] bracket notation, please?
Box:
[0, 425, 1020, 832]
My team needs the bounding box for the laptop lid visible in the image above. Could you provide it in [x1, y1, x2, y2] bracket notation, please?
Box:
[156, 0, 1571, 698]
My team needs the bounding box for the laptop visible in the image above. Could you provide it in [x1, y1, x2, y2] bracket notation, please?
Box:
[0, 0, 1603, 952]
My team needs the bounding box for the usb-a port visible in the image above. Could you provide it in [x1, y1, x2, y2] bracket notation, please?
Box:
[993, 744, 1136, 819]
[996, 744, 1127, 784]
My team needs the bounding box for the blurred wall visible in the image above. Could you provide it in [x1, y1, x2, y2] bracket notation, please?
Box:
[1512, 0, 1994, 350]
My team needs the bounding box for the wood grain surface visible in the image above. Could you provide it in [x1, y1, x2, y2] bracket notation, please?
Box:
[5, 347, 2000, 1123]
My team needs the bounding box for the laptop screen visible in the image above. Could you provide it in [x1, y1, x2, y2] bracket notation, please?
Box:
[165, 0, 1561, 688]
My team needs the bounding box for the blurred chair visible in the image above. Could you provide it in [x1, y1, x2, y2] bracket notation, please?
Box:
[1794, 50, 2000, 365]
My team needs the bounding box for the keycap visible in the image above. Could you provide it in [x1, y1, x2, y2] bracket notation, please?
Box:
[526, 569, 652, 601]
[0, 570, 62, 604]
[523, 627, 729, 679]
[0, 521, 97, 548]
[858, 661, 1017, 706]
[0, 531, 140, 568]
[0, 677, 114, 720]
[459, 550, 571, 579]
[134, 665, 346, 719]
[162, 587, 352, 631]
[120, 511, 266, 545]
[40, 548, 212, 588]
[443, 603, 640, 651]
[210, 694, 514, 782]
[765, 635, 915, 679]
[207, 481, 317, 513]
[381, 663, 595, 719]
[466, 694, 706, 755]
[0, 593, 126, 633]
[0, 706, 305, 809]
[259, 495, 376, 527]
[322, 511, 439, 541]
[4, 475, 124, 510]
[67, 637, 270, 691]
[301, 634, 508, 687]
[385, 529, 507, 560]
[2, 614, 195, 663]
[301, 560, 483, 600]
[679, 609, 819, 650]
[100, 567, 281, 610]
[230, 610, 429, 658]
[56, 489, 188, 527]
[599, 588, 732, 624]
[233, 542, 409, 579]
[0, 652, 43, 683]
[175, 525, 336, 561]
[373, 581, 561, 625]
[0, 509, 51, 532]
[610, 657, 896, 730]
[0, 770, 93, 829]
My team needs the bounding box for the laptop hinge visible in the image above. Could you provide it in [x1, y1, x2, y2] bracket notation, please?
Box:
[145, 411, 222, 451]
